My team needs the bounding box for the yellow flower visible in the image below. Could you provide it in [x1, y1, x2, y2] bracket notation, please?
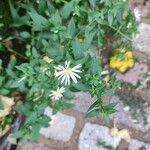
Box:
[110, 57, 122, 68]
[110, 60, 117, 68]
[118, 66, 127, 73]
[117, 129, 130, 141]
[115, 60, 123, 68]
[110, 127, 130, 142]
[126, 51, 133, 59]
[43, 56, 53, 64]
[110, 48, 134, 73]
[110, 127, 118, 136]
[127, 59, 134, 68]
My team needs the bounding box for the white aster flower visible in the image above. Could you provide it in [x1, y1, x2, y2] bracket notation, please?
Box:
[49, 87, 65, 101]
[54, 61, 82, 85]
[134, 8, 141, 22]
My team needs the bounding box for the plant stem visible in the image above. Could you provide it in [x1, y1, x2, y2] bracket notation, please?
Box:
[8, 48, 27, 60]
[104, 23, 132, 41]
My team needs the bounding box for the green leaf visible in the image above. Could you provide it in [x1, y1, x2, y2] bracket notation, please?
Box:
[46, 45, 64, 59]
[87, 99, 100, 111]
[15, 103, 31, 116]
[89, 0, 96, 8]
[28, 10, 49, 30]
[108, 13, 113, 25]
[86, 108, 100, 117]
[38, 0, 47, 15]
[61, 1, 73, 19]
[84, 31, 96, 51]
[8, 0, 19, 19]
[31, 125, 41, 141]
[26, 112, 38, 124]
[72, 38, 84, 60]
[20, 31, 31, 39]
[51, 10, 62, 25]
[63, 89, 74, 100]
[9, 0, 29, 27]
[12, 130, 25, 139]
[75, 55, 89, 65]
[12, 16, 30, 27]
[0, 88, 10, 95]
[104, 102, 117, 111]
[0, 76, 5, 87]
[72, 83, 90, 92]
[32, 47, 40, 58]
[86, 100, 100, 117]
[0, 100, 4, 110]
[88, 57, 101, 75]
[67, 17, 75, 38]
[102, 89, 115, 96]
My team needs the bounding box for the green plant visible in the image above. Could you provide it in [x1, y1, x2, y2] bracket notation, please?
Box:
[0, 0, 137, 143]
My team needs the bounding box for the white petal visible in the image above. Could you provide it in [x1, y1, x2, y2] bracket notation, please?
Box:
[65, 61, 70, 69]
[60, 87, 65, 93]
[54, 66, 63, 71]
[65, 61, 68, 68]
[71, 68, 82, 73]
[67, 74, 70, 85]
[55, 96, 59, 100]
[54, 70, 64, 77]
[61, 74, 67, 84]
[72, 72, 81, 79]
[58, 65, 65, 70]
[49, 93, 54, 96]
[58, 73, 65, 80]
[65, 75, 68, 85]
[70, 73, 78, 83]
[72, 64, 82, 70]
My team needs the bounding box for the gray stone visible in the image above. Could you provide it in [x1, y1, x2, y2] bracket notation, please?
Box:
[73, 92, 94, 113]
[129, 139, 150, 150]
[78, 123, 121, 150]
[116, 63, 148, 86]
[21, 143, 50, 150]
[133, 23, 150, 56]
[109, 96, 150, 132]
[40, 107, 76, 142]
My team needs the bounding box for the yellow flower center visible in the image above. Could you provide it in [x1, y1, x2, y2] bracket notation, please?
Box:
[64, 68, 72, 75]
[54, 91, 62, 97]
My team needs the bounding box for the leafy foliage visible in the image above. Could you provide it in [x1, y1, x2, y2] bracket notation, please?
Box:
[0, 0, 137, 143]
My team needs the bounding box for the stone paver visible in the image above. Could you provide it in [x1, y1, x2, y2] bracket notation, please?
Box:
[116, 63, 149, 86]
[21, 143, 51, 150]
[40, 107, 76, 142]
[129, 139, 150, 150]
[133, 23, 150, 56]
[78, 123, 121, 150]
[73, 92, 94, 113]
[109, 96, 150, 132]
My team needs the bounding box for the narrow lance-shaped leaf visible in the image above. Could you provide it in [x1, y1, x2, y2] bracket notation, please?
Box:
[89, 0, 97, 8]
[8, 0, 19, 19]
[108, 13, 113, 26]
[84, 31, 96, 51]
[88, 57, 101, 75]
[67, 17, 76, 38]
[28, 9, 49, 30]
[72, 83, 90, 92]
[61, 1, 74, 19]
[72, 38, 84, 60]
